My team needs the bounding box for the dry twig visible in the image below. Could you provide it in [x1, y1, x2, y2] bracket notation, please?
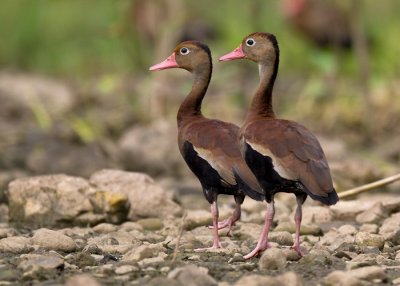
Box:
[339, 173, 400, 199]
[171, 210, 187, 263]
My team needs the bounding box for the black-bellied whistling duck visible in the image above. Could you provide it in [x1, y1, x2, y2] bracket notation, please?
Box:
[150, 41, 263, 250]
[282, 0, 352, 49]
[220, 32, 339, 259]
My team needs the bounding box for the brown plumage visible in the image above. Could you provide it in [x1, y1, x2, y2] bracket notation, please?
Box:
[220, 32, 338, 259]
[150, 41, 263, 251]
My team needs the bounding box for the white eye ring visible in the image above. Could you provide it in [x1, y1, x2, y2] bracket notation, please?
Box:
[246, 38, 256, 47]
[180, 47, 190, 55]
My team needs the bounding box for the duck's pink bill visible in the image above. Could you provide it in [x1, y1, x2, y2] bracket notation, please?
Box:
[219, 44, 245, 61]
[149, 53, 178, 71]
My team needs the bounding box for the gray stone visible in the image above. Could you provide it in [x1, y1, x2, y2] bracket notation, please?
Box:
[115, 265, 138, 275]
[120, 221, 143, 232]
[269, 231, 293, 246]
[65, 274, 101, 286]
[7, 175, 93, 228]
[184, 210, 212, 230]
[259, 248, 287, 270]
[322, 271, 362, 286]
[337, 225, 357, 236]
[355, 202, 387, 224]
[122, 245, 157, 262]
[318, 229, 354, 252]
[331, 200, 375, 220]
[168, 265, 217, 286]
[32, 228, 76, 252]
[148, 277, 182, 286]
[236, 223, 263, 240]
[346, 253, 380, 269]
[0, 170, 27, 204]
[300, 249, 333, 267]
[282, 248, 302, 261]
[354, 232, 385, 250]
[18, 253, 64, 271]
[89, 169, 182, 220]
[138, 254, 167, 267]
[359, 224, 379, 234]
[7, 173, 137, 228]
[385, 229, 400, 245]
[92, 223, 118, 233]
[298, 206, 333, 224]
[235, 272, 303, 286]
[228, 253, 245, 263]
[348, 266, 386, 281]
[0, 236, 33, 254]
[380, 213, 400, 246]
[0, 227, 16, 239]
[137, 218, 164, 231]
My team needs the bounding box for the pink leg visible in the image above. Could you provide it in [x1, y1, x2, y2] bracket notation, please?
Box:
[208, 202, 241, 235]
[195, 201, 222, 251]
[244, 200, 275, 259]
[291, 196, 304, 256]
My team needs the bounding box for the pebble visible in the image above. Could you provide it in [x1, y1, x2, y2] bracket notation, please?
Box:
[0, 236, 33, 254]
[337, 224, 357, 236]
[168, 265, 217, 286]
[137, 218, 163, 231]
[138, 255, 166, 267]
[355, 202, 387, 224]
[93, 223, 118, 233]
[259, 248, 287, 270]
[228, 253, 245, 263]
[235, 272, 303, 286]
[323, 271, 361, 286]
[348, 266, 386, 281]
[122, 245, 156, 262]
[187, 255, 201, 261]
[379, 213, 400, 234]
[32, 228, 76, 252]
[299, 206, 333, 224]
[359, 223, 379, 234]
[65, 274, 101, 286]
[354, 232, 385, 250]
[269, 231, 293, 246]
[115, 265, 138, 275]
[18, 253, 64, 271]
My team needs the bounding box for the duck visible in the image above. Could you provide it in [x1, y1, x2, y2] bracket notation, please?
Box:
[150, 41, 263, 250]
[282, 0, 352, 50]
[219, 32, 339, 259]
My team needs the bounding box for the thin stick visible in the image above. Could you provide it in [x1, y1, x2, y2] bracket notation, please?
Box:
[171, 211, 187, 263]
[339, 173, 400, 199]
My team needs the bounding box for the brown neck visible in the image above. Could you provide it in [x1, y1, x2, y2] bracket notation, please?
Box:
[177, 62, 212, 124]
[246, 58, 279, 120]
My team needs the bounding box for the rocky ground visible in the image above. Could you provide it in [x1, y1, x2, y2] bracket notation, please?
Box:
[1, 74, 399, 285]
[0, 169, 399, 285]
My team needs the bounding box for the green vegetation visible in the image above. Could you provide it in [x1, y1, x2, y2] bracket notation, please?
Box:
[1, 0, 399, 141]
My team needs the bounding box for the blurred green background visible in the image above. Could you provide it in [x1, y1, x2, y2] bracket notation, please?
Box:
[0, 0, 399, 186]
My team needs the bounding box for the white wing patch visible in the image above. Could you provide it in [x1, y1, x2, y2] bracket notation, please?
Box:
[247, 141, 299, 181]
[193, 146, 236, 186]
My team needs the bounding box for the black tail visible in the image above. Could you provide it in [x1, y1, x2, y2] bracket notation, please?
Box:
[233, 169, 265, 201]
[306, 188, 339, 206]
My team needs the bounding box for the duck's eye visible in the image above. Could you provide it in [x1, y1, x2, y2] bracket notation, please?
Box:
[246, 38, 255, 46]
[180, 47, 190, 55]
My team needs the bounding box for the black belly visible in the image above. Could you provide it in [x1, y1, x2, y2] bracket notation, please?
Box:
[181, 141, 239, 203]
[243, 142, 305, 202]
